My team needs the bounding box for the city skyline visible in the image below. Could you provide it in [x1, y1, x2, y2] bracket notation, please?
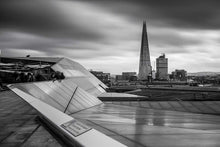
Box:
[1, 0, 220, 74]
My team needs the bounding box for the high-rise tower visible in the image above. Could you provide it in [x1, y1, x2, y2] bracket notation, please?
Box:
[156, 54, 168, 80]
[138, 21, 152, 80]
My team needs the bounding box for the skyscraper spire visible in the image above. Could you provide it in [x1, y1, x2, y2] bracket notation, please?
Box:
[138, 21, 152, 80]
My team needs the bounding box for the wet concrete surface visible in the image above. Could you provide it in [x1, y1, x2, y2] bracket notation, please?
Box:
[73, 103, 220, 147]
[108, 101, 220, 115]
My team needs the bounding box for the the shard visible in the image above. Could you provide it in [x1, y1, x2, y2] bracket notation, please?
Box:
[138, 21, 152, 80]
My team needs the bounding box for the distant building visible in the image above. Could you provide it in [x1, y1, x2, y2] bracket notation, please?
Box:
[129, 76, 138, 81]
[115, 72, 137, 82]
[138, 21, 152, 81]
[115, 75, 123, 81]
[156, 54, 168, 80]
[171, 69, 187, 81]
[90, 70, 110, 84]
[152, 70, 156, 79]
[115, 73, 138, 86]
[122, 72, 137, 81]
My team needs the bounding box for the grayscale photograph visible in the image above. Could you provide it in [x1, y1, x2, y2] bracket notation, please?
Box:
[1, 0, 220, 147]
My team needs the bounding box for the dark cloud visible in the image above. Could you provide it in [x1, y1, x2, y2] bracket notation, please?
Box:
[0, 0, 104, 41]
[94, 0, 220, 30]
[0, 0, 63, 34]
[149, 30, 201, 49]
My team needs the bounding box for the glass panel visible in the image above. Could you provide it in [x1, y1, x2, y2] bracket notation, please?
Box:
[63, 79, 78, 91]
[34, 82, 69, 108]
[51, 58, 107, 97]
[65, 103, 79, 114]
[77, 87, 102, 105]
[68, 99, 85, 113]
[76, 88, 95, 105]
[15, 83, 65, 111]
[54, 81, 73, 97]
[73, 90, 92, 108]
[46, 81, 72, 100]
[52, 64, 72, 77]
[72, 98, 87, 109]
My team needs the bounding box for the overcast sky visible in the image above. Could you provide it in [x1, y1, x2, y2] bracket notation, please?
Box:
[1, 0, 220, 74]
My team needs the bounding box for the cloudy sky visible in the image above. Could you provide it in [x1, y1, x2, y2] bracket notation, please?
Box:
[1, 0, 220, 74]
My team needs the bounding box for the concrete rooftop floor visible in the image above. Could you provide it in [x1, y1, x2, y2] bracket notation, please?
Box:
[0, 90, 63, 147]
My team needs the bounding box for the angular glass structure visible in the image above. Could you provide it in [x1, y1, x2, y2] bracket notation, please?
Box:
[13, 79, 102, 114]
[52, 58, 107, 97]
[6, 56, 128, 146]
[8, 57, 106, 114]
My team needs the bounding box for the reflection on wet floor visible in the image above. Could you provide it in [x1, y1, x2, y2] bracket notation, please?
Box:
[72, 103, 220, 147]
[107, 101, 220, 115]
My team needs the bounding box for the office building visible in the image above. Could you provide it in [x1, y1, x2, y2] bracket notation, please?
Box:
[90, 70, 110, 85]
[171, 69, 187, 81]
[122, 72, 137, 80]
[156, 54, 168, 80]
[115, 75, 123, 81]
